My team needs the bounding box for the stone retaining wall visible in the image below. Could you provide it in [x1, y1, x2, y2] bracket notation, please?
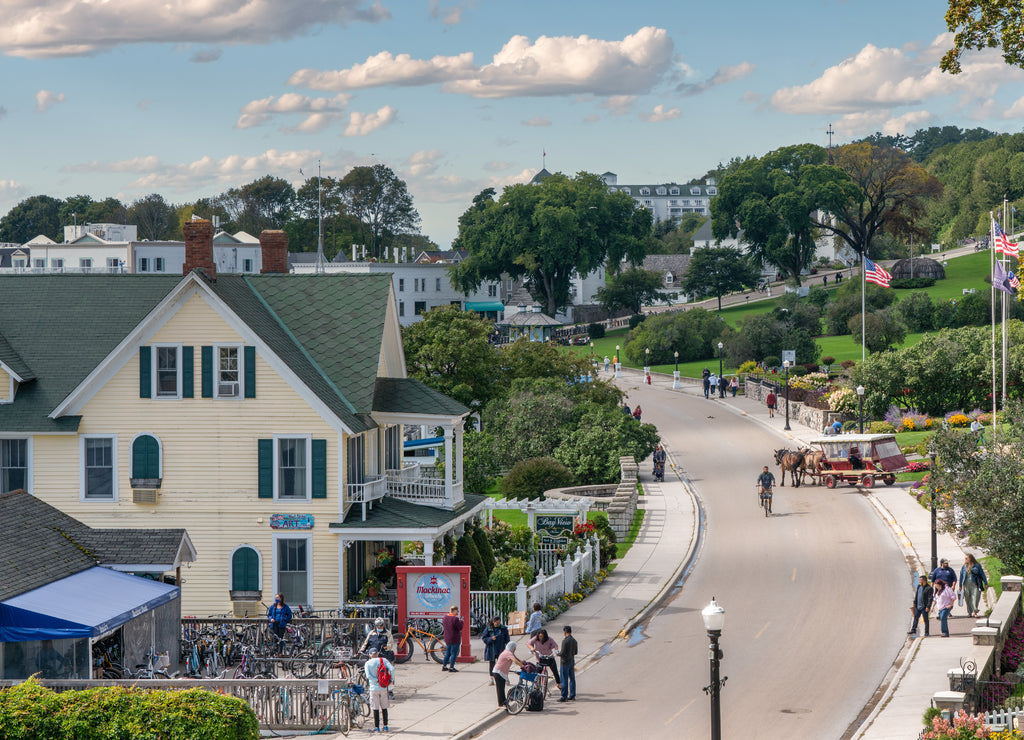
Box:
[544, 457, 639, 539]
[746, 378, 846, 434]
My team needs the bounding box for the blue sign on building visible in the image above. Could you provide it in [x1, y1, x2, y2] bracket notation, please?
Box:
[270, 514, 314, 530]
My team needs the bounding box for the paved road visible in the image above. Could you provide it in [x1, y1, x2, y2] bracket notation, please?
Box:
[482, 380, 908, 739]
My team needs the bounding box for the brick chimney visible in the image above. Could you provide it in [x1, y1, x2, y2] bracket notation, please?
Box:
[182, 219, 216, 278]
[260, 230, 289, 274]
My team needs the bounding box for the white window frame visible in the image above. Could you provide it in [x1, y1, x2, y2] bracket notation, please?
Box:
[271, 532, 312, 607]
[229, 543, 263, 593]
[398, 301, 405, 317]
[398, 278, 404, 292]
[640, 188, 650, 195]
[213, 343, 244, 400]
[33, 258, 45, 269]
[670, 187, 679, 195]
[79, 258, 92, 270]
[155, 257, 165, 272]
[138, 257, 149, 272]
[691, 187, 701, 195]
[152, 344, 183, 400]
[243, 258, 254, 273]
[0, 436, 32, 494]
[129, 432, 163, 479]
[435, 277, 441, 292]
[273, 433, 312, 502]
[51, 258, 64, 271]
[80, 433, 118, 502]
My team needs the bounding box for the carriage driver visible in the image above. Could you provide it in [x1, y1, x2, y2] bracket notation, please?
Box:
[757, 465, 776, 512]
[848, 446, 863, 470]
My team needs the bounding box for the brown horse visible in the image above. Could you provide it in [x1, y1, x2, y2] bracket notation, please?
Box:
[774, 448, 805, 487]
[798, 448, 825, 484]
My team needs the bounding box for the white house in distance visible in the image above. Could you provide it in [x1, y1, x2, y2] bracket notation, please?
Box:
[602, 172, 716, 223]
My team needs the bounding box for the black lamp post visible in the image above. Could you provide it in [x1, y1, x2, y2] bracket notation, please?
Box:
[930, 450, 938, 571]
[857, 384, 865, 434]
[717, 341, 724, 379]
[701, 597, 727, 740]
[674, 351, 679, 373]
[783, 362, 791, 431]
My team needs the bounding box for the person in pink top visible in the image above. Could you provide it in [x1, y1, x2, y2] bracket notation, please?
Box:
[934, 580, 957, 637]
[527, 629, 561, 690]
[491, 641, 524, 707]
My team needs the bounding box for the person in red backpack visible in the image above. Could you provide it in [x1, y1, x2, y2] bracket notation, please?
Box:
[364, 648, 395, 732]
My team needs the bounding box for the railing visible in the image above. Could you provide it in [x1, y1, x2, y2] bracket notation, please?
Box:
[0, 266, 128, 275]
[470, 591, 517, 622]
[347, 475, 387, 521]
[387, 475, 462, 509]
[0, 678, 347, 731]
[386, 460, 420, 482]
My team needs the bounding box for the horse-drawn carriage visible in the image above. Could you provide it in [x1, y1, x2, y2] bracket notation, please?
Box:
[775, 434, 909, 488]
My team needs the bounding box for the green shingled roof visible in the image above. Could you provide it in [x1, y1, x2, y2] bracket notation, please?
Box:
[329, 493, 488, 530]
[373, 377, 469, 417]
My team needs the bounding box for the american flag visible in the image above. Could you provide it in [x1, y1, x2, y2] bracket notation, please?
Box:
[1011, 270, 1021, 292]
[864, 257, 892, 288]
[993, 218, 1019, 257]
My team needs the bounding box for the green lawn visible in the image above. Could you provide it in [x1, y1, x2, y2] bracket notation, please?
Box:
[615, 508, 645, 559]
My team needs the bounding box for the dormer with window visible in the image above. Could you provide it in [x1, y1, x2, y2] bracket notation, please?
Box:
[657, 187, 667, 195]
[691, 187, 701, 196]
[640, 187, 651, 196]
[707, 187, 717, 196]
[670, 187, 679, 195]
[622, 187, 631, 195]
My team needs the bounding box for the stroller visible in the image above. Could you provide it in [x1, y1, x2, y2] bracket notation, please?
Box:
[653, 460, 665, 482]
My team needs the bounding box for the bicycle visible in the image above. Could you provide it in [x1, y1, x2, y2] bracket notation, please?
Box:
[505, 667, 548, 715]
[127, 651, 172, 680]
[758, 485, 773, 517]
[393, 623, 444, 664]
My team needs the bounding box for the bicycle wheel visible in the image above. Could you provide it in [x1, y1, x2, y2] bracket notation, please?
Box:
[394, 634, 414, 663]
[425, 635, 445, 664]
[357, 694, 372, 719]
[348, 697, 365, 728]
[763, 495, 771, 517]
[505, 683, 527, 715]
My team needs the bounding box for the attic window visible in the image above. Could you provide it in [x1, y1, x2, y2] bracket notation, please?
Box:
[665, 273, 674, 284]
[657, 187, 666, 195]
[640, 188, 650, 196]
[670, 188, 679, 195]
[691, 187, 700, 195]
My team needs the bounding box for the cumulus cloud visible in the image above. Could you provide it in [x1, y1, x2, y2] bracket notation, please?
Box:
[406, 149, 443, 177]
[35, 90, 65, 112]
[190, 48, 223, 64]
[522, 117, 550, 127]
[833, 109, 935, 138]
[771, 34, 1023, 115]
[676, 61, 755, 96]
[598, 95, 636, 115]
[429, 0, 472, 25]
[639, 104, 680, 122]
[0, 0, 390, 59]
[236, 93, 353, 132]
[290, 27, 673, 99]
[344, 105, 397, 136]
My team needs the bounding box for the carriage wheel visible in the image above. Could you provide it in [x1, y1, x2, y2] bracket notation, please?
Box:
[883, 474, 896, 486]
[824, 475, 837, 489]
[861, 474, 874, 488]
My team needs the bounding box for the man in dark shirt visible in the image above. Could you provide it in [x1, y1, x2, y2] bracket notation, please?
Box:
[930, 559, 957, 590]
[441, 605, 464, 672]
[909, 575, 934, 637]
[557, 626, 578, 702]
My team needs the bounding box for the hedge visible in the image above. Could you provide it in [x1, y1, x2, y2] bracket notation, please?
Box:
[0, 679, 259, 740]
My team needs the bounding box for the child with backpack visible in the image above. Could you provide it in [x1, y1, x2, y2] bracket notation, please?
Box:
[364, 648, 395, 733]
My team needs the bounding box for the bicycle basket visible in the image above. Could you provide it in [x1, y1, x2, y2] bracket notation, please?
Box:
[350, 684, 365, 695]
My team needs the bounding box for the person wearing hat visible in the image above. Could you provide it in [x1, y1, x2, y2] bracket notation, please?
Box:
[361, 617, 396, 663]
[491, 641, 525, 708]
[930, 559, 958, 591]
[364, 648, 395, 733]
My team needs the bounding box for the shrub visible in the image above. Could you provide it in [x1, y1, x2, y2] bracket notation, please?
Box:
[453, 533, 489, 589]
[894, 292, 935, 332]
[628, 313, 646, 329]
[487, 556, 534, 591]
[472, 525, 497, 577]
[821, 356, 835, 366]
[498, 457, 575, 500]
[840, 359, 856, 370]
[947, 413, 971, 428]
[868, 420, 896, 433]
[890, 277, 936, 289]
[486, 521, 536, 562]
[0, 679, 259, 740]
[588, 322, 606, 339]
[825, 386, 857, 413]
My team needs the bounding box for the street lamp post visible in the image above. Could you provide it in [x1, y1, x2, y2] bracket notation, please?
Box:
[645, 348, 651, 384]
[929, 450, 938, 571]
[717, 341, 724, 381]
[673, 350, 680, 389]
[615, 345, 622, 378]
[701, 597, 727, 740]
[856, 385, 865, 434]
[783, 361, 791, 431]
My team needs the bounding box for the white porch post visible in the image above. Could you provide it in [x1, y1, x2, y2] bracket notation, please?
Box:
[338, 538, 347, 610]
[455, 419, 464, 486]
[443, 425, 454, 507]
[423, 540, 435, 566]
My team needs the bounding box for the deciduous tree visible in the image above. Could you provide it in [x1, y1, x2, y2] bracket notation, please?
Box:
[941, 1, 1024, 73]
[680, 247, 760, 311]
[0, 195, 62, 243]
[339, 164, 420, 259]
[128, 194, 173, 241]
[595, 268, 665, 314]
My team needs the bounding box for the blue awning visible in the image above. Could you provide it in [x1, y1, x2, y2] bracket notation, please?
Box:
[0, 567, 179, 642]
[403, 436, 443, 450]
[465, 301, 504, 312]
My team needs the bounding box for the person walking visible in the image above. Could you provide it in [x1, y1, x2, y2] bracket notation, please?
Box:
[766, 390, 777, 418]
[708, 372, 718, 397]
[481, 616, 510, 685]
[909, 575, 934, 637]
[267, 593, 293, 651]
[363, 648, 395, 733]
[960, 554, 988, 618]
[718, 375, 728, 398]
[931, 559, 957, 590]
[632, 405, 642, 422]
[603, 355, 610, 372]
[525, 603, 544, 636]
[557, 626, 578, 703]
[527, 629, 561, 691]
[440, 605, 463, 672]
[492, 641, 524, 708]
[702, 369, 711, 399]
[935, 580, 956, 637]
[729, 376, 739, 397]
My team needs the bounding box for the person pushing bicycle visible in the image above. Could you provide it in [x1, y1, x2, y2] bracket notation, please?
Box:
[757, 465, 775, 514]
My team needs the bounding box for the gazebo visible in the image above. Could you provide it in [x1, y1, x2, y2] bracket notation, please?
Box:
[889, 257, 945, 280]
[499, 304, 563, 342]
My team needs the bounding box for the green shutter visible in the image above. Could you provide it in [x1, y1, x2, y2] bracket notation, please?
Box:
[244, 346, 256, 398]
[201, 346, 213, 398]
[312, 439, 327, 498]
[258, 439, 273, 498]
[132, 435, 160, 478]
[182, 346, 194, 398]
[232, 547, 260, 591]
[139, 347, 151, 398]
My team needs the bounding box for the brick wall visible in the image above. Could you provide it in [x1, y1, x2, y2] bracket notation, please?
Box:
[182, 219, 216, 277]
[259, 230, 288, 274]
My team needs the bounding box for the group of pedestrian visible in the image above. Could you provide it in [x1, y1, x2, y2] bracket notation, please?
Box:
[908, 555, 989, 638]
[621, 402, 642, 422]
[701, 368, 738, 399]
[488, 619, 578, 707]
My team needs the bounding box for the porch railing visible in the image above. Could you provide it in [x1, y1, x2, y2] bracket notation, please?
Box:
[386, 461, 420, 482]
[347, 475, 387, 521]
[387, 475, 462, 509]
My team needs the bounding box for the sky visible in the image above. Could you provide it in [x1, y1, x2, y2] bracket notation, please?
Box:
[1, 0, 1023, 248]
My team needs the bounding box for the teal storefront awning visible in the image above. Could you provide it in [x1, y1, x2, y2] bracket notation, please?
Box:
[465, 302, 504, 312]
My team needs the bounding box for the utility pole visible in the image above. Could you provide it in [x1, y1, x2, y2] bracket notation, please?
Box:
[826, 123, 835, 163]
[316, 160, 325, 274]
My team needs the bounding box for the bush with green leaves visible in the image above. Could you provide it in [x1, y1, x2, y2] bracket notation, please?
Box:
[890, 277, 936, 289]
[453, 532, 488, 589]
[848, 307, 907, 353]
[627, 313, 646, 329]
[487, 556, 535, 591]
[587, 322, 606, 339]
[485, 521, 536, 562]
[624, 307, 726, 364]
[471, 525, 496, 577]
[894, 292, 935, 332]
[0, 678, 259, 740]
[463, 429, 499, 494]
[555, 405, 660, 485]
[498, 457, 575, 500]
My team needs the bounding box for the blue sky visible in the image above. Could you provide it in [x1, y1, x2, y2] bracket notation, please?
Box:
[1, 0, 1022, 247]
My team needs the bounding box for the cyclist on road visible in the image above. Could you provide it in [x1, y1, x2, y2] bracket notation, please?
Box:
[757, 465, 776, 513]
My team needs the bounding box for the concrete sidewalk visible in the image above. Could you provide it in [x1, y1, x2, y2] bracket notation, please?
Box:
[310, 448, 699, 739]
[635, 368, 978, 740]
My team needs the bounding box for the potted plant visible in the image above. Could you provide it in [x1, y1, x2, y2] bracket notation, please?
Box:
[361, 574, 383, 599]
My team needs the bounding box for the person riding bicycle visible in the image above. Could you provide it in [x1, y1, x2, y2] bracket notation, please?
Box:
[361, 617, 396, 663]
[757, 465, 775, 513]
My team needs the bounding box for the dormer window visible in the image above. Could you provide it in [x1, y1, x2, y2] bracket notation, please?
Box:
[691, 187, 701, 195]
[707, 187, 717, 195]
[670, 187, 679, 195]
[657, 187, 666, 195]
[622, 187, 631, 195]
[640, 188, 650, 196]
[665, 273, 674, 284]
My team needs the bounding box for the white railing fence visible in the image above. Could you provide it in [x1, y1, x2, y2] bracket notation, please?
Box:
[470, 590, 517, 623]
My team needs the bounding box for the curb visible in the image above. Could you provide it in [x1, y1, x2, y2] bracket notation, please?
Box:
[848, 637, 922, 739]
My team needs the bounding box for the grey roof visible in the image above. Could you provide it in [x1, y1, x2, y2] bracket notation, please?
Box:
[329, 493, 488, 530]
[373, 377, 469, 417]
[500, 311, 563, 327]
[530, 168, 553, 184]
[0, 489, 193, 601]
[288, 252, 322, 265]
[612, 182, 712, 196]
[642, 255, 691, 288]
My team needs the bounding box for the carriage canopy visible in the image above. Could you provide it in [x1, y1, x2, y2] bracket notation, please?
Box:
[808, 434, 909, 473]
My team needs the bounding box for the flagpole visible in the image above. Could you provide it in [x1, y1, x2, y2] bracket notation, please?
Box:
[861, 250, 866, 364]
[991, 211, 998, 442]
[1003, 199, 1008, 406]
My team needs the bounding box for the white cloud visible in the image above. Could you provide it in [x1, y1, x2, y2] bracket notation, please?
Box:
[598, 95, 636, 115]
[236, 93, 353, 132]
[406, 149, 444, 177]
[429, 0, 472, 25]
[290, 27, 673, 99]
[522, 117, 550, 127]
[832, 108, 935, 138]
[882, 110, 934, 135]
[677, 61, 755, 96]
[190, 48, 223, 64]
[0, 0, 390, 58]
[35, 90, 65, 112]
[639, 104, 680, 122]
[771, 34, 1023, 115]
[290, 52, 476, 90]
[344, 105, 397, 136]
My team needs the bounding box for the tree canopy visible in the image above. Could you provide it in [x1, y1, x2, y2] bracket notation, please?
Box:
[680, 246, 760, 311]
[451, 172, 651, 315]
[942, 1, 1024, 74]
[0, 195, 62, 243]
[339, 164, 421, 259]
[595, 268, 665, 315]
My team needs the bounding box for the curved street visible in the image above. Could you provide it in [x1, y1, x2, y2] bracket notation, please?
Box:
[482, 378, 909, 739]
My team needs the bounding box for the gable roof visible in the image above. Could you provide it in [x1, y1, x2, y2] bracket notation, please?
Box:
[0, 489, 194, 601]
[642, 254, 691, 276]
[373, 377, 469, 417]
